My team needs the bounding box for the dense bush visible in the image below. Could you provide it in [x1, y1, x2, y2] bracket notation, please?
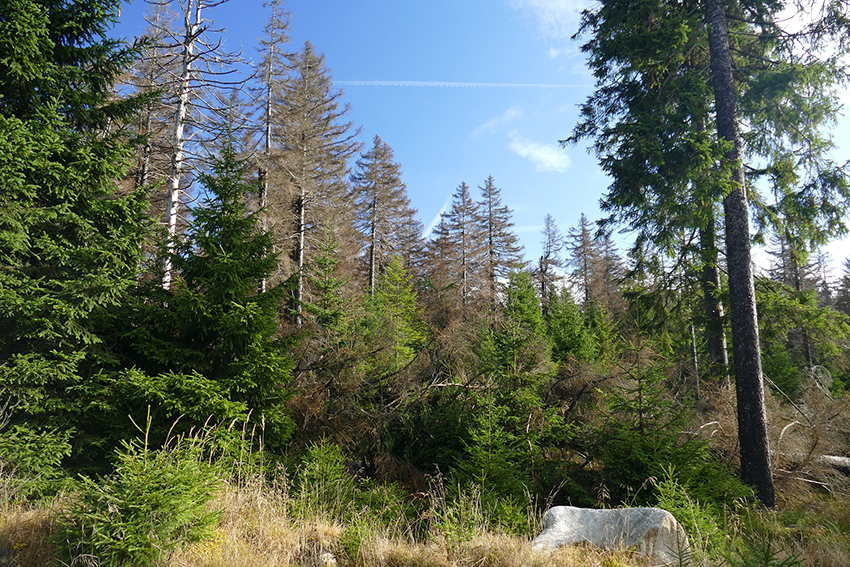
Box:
[57, 429, 222, 567]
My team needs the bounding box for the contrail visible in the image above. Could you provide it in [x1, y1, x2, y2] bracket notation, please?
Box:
[334, 80, 588, 88]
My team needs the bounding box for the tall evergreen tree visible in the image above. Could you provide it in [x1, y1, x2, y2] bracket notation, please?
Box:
[0, 0, 150, 457]
[479, 176, 524, 315]
[427, 182, 487, 308]
[535, 214, 566, 316]
[351, 135, 423, 294]
[569, 0, 850, 506]
[113, 138, 295, 448]
[274, 41, 361, 325]
[567, 213, 599, 307]
[705, 0, 775, 506]
[253, 0, 291, 291]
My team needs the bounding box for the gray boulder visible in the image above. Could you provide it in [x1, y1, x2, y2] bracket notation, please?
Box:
[532, 506, 691, 566]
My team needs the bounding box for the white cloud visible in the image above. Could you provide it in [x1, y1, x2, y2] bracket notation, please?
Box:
[509, 0, 590, 39]
[547, 46, 575, 59]
[507, 130, 570, 173]
[473, 106, 524, 137]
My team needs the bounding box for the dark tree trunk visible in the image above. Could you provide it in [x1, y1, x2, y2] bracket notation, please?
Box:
[705, 0, 776, 507]
[293, 185, 306, 327]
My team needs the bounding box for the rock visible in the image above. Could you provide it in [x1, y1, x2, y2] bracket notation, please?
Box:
[532, 506, 691, 566]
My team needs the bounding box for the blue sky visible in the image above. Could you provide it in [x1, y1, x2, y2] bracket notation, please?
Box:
[113, 0, 850, 273]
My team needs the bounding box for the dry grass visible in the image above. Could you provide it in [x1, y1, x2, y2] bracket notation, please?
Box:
[0, 498, 59, 567]
[4, 472, 850, 567]
[0, 474, 652, 567]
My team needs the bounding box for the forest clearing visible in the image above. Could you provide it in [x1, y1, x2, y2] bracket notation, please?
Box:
[3, 0, 850, 565]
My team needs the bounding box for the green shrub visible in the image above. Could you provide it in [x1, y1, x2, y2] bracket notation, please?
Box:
[294, 440, 357, 521]
[57, 431, 222, 567]
[0, 424, 72, 500]
[429, 480, 488, 547]
[653, 466, 725, 560]
[357, 477, 418, 531]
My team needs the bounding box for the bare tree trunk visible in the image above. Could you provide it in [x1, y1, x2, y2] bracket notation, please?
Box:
[699, 221, 730, 385]
[539, 256, 549, 317]
[258, 55, 272, 295]
[137, 108, 153, 190]
[691, 324, 702, 401]
[163, 0, 199, 290]
[706, 0, 776, 507]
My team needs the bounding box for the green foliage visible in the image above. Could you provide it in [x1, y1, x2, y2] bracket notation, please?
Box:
[428, 477, 534, 548]
[589, 339, 750, 508]
[386, 387, 473, 479]
[653, 466, 725, 560]
[363, 256, 427, 375]
[481, 271, 552, 381]
[456, 391, 534, 499]
[454, 272, 568, 500]
[0, 0, 150, 466]
[294, 440, 357, 520]
[757, 279, 850, 397]
[0, 422, 72, 499]
[429, 481, 489, 547]
[57, 428, 222, 567]
[109, 142, 294, 450]
[304, 232, 352, 334]
[0, 0, 147, 126]
[293, 439, 419, 544]
[585, 301, 617, 361]
[546, 286, 596, 363]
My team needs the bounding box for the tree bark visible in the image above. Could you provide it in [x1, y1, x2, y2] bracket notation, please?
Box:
[705, 0, 776, 507]
[699, 220, 730, 385]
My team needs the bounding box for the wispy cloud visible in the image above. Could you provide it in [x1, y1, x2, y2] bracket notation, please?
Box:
[507, 130, 570, 173]
[547, 46, 575, 59]
[508, 0, 590, 39]
[473, 106, 524, 137]
[334, 80, 587, 88]
[424, 197, 451, 239]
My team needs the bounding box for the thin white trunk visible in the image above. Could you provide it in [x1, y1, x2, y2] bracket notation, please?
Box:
[258, 50, 272, 295]
[163, 0, 200, 290]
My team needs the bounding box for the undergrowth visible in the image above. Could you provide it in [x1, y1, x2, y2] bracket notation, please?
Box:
[1, 431, 849, 566]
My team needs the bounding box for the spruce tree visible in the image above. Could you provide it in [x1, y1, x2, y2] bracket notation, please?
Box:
[535, 214, 566, 316]
[253, 0, 292, 291]
[479, 176, 524, 315]
[113, 139, 295, 449]
[566, 213, 600, 307]
[461, 271, 563, 499]
[351, 135, 423, 294]
[273, 41, 361, 325]
[569, 0, 850, 506]
[0, 0, 150, 461]
[427, 182, 487, 308]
